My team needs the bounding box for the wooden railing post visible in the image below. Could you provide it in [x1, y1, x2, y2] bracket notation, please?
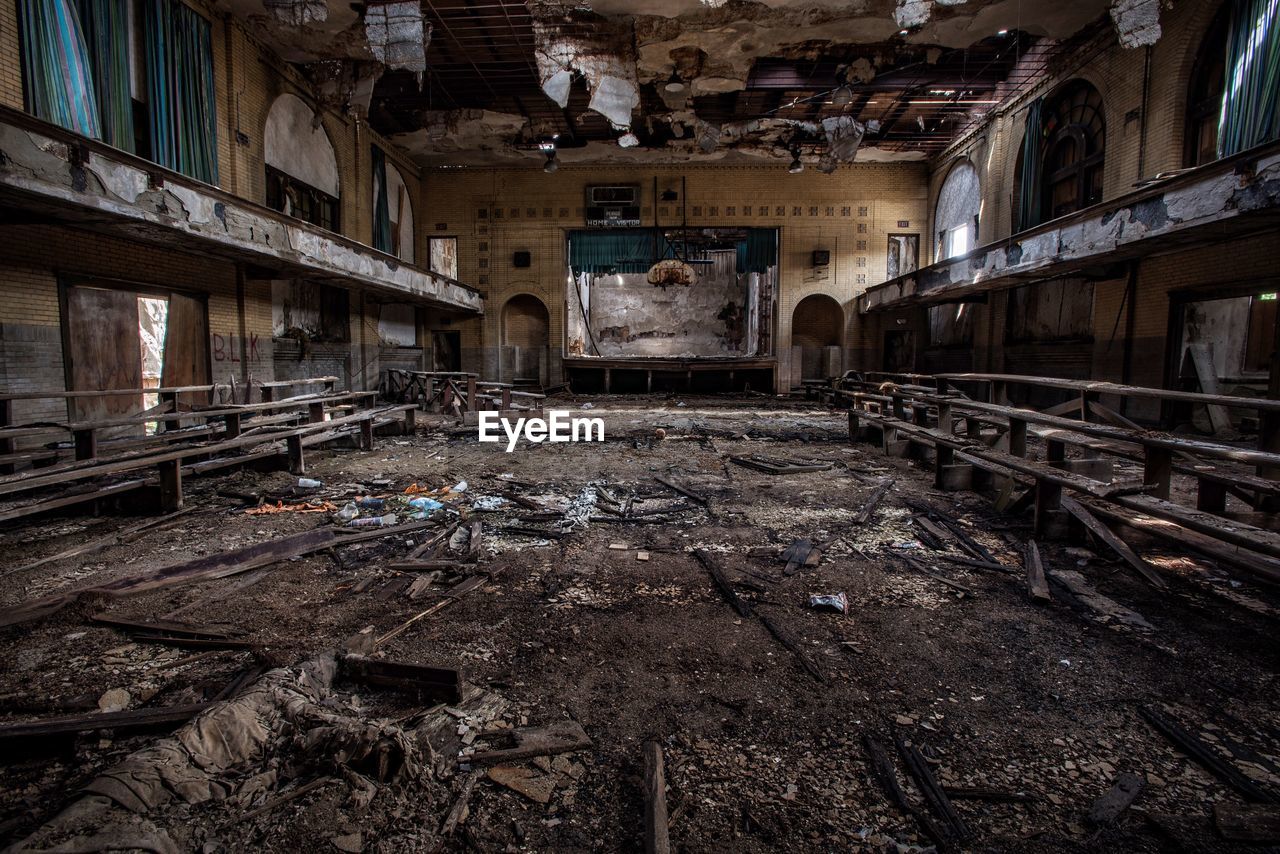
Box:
[1008, 417, 1027, 458]
[1143, 444, 1173, 500]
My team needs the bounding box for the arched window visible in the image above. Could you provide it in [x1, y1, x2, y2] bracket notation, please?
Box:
[264, 94, 340, 230]
[1041, 81, 1105, 219]
[1186, 5, 1231, 166]
[934, 159, 980, 260]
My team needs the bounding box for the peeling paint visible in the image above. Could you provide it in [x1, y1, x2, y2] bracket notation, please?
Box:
[0, 121, 480, 313]
[1109, 0, 1161, 48]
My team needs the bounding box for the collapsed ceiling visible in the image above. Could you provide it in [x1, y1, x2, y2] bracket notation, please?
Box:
[220, 0, 1159, 167]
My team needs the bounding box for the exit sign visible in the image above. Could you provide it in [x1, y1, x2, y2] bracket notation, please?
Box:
[897, 220, 910, 227]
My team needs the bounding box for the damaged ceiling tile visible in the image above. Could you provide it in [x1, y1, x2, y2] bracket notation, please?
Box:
[365, 1, 431, 81]
[262, 0, 328, 26]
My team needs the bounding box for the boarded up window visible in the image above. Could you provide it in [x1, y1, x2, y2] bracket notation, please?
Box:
[1006, 280, 1094, 343]
[429, 237, 458, 279]
[886, 234, 919, 280]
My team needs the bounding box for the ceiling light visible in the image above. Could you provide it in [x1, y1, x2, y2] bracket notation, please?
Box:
[898, 29, 909, 35]
[788, 153, 804, 174]
[997, 29, 1009, 35]
[537, 140, 556, 153]
[543, 151, 559, 173]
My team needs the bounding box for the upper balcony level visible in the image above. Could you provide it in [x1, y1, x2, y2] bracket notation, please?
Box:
[859, 140, 1280, 314]
[0, 108, 483, 314]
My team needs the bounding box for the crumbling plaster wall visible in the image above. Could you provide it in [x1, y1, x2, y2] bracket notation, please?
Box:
[425, 160, 927, 386]
[585, 252, 750, 358]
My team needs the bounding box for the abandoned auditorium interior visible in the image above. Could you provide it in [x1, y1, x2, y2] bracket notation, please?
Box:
[2, 0, 1280, 850]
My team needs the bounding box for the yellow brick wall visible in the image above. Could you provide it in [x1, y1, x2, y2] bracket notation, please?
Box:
[424, 161, 928, 382]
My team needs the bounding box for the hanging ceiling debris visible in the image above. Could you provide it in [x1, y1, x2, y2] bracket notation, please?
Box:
[215, 0, 1159, 165]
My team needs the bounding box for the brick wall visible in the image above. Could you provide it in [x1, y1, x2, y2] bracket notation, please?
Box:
[424, 161, 928, 386]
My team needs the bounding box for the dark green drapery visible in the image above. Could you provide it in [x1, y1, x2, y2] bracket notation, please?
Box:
[1217, 0, 1280, 158]
[372, 145, 393, 254]
[75, 0, 133, 152]
[144, 0, 219, 184]
[18, 0, 101, 138]
[1015, 98, 1044, 233]
[568, 230, 658, 275]
[735, 228, 778, 274]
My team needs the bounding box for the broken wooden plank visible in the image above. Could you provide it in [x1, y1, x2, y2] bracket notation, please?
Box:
[1140, 706, 1277, 803]
[781, 539, 815, 575]
[643, 739, 672, 854]
[1061, 496, 1167, 590]
[2, 508, 197, 580]
[728, 455, 832, 474]
[863, 735, 949, 850]
[1214, 803, 1280, 843]
[902, 557, 978, 596]
[0, 520, 438, 628]
[470, 720, 592, 765]
[653, 475, 708, 506]
[1186, 343, 1234, 436]
[339, 654, 462, 704]
[0, 703, 210, 745]
[1087, 772, 1145, 825]
[1049, 569, 1153, 629]
[854, 479, 894, 525]
[1024, 539, 1051, 603]
[897, 735, 970, 841]
[756, 611, 824, 682]
[376, 572, 497, 647]
[440, 770, 482, 836]
[694, 549, 752, 617]
[89, 614, 243, 641]
[931, 554, 1012, 573]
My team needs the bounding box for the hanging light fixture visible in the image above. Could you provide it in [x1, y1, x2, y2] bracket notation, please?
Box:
[832, 85, 853, 107]
[788, 151, 804, 174]
[539, 138, 558, 173]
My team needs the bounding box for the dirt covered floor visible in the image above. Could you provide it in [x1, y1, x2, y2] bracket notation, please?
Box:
[0, 395, 1277, 852]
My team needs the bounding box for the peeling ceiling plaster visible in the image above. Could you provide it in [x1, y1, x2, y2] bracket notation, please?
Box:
[213, 0, 1155, 167]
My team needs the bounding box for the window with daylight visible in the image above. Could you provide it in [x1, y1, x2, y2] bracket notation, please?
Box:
[1186, 3, 1231, 166]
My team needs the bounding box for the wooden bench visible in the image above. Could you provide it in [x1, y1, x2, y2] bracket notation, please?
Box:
[0, 392, 378, 475]
[0, 403, 416, 521]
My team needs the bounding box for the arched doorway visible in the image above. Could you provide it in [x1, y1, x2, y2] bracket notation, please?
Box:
[791, 294, 843, 384]
[501, 294, 550, 385]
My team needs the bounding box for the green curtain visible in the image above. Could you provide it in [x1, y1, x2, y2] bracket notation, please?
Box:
[1217, 0, 1280, 158]
[735, 228, 778, 274]
[1015, 98, 1044, 232]
[372, 145, 393, 254]
[144, 0, 219, 183]
[568, 230, 657, 275]
[18, 0, 101, 138]
[75, 0, 133, 152]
